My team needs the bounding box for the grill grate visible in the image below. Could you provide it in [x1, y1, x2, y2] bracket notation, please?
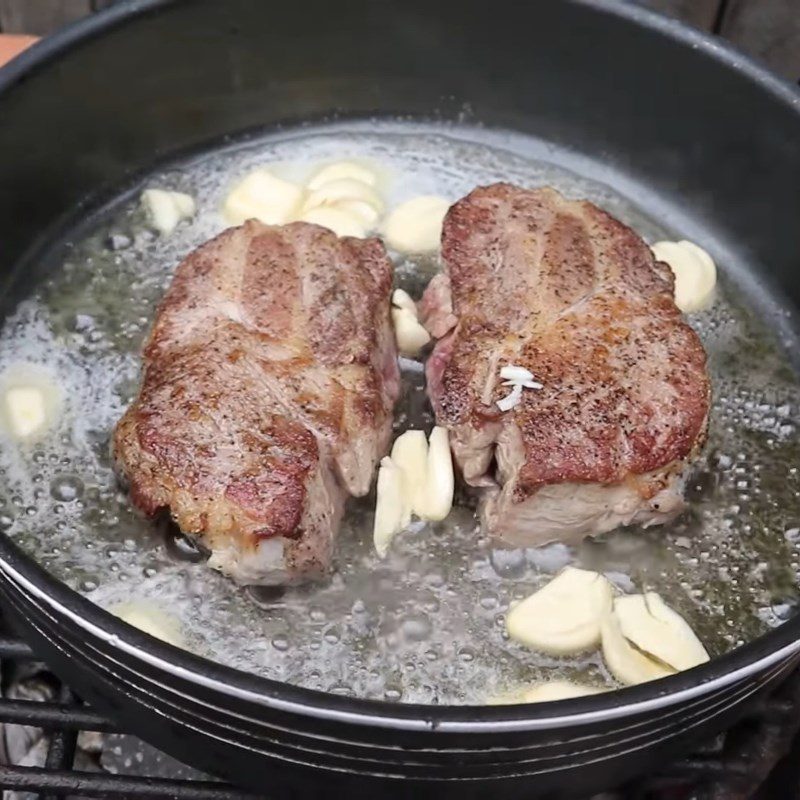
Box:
[0, 635, 799, 799]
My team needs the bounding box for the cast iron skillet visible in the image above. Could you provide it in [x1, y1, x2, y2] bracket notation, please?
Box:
[0, 1, 798, 797]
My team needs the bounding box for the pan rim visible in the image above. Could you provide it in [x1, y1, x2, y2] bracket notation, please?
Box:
[0, 0, 797, 109]
[2, 532, 800, 732]
[1, 0, 799, 731]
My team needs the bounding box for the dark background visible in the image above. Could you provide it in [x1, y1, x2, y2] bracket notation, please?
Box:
[0, 0, 798, 81]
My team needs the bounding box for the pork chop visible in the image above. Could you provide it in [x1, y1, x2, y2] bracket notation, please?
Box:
[113, 220, 399, 584]
[423, 184, 710, 546]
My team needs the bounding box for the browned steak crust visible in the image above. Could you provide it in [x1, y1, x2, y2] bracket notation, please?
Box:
[114, 220, 399, 583]
[424, 184, 710, 544]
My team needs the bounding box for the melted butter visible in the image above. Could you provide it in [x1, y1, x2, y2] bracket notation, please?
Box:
[0, 122, 797, 703]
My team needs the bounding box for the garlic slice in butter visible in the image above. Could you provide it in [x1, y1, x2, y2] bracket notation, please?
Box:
[382, 195, 451, 254]
[113, 602, 184, 648]
[392, 288, 418, 315]
[1, 366, 63, 442]
[489, 680, 605, 705]
[303, 178, 384, 216]
[506, 567, 614, 656]
[141, 189, 196, 235]
[306, 161, 378, 191]
[373, 456, 410, 558]
[300, 206, 367, 238]
[391, 307, 431, 357]
[614, 593, 709, 672]
[336, 198, 381, 228]
[522, 681, 605, 703]
[223, 169, 304, 225]
[392, 426, 454, 521]
[601, 608, 676, 686]
[4, 387, 48, 439]
[391, 430, 428, 514]
[651, 239, 717, 313]
[418, 426, 454, 521]
[373, 426, 454, 557]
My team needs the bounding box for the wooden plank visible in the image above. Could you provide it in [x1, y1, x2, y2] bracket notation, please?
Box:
[0, 34, 38, 64]
[0, 0, 92, 35]
[720, 0, 800, 80]
[633, 0, 721, 31]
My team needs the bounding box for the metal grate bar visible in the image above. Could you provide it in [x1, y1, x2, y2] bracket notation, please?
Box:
[0, 698, 116, 731]
[0, 635, 34, 659]
[0, 765, 264, 799]
[670, 756, 750, 778]
[40, 686, 80, 800]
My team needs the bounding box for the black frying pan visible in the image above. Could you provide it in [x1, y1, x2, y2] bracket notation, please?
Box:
[0, 1, 799, 798]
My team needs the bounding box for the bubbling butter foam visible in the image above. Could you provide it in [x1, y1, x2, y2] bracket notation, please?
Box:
[0, 122, 797, 703]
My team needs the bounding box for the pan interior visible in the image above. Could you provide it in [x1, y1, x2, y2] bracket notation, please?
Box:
[0, 121, 798, 704]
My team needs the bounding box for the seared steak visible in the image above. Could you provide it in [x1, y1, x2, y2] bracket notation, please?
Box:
[423, 184, 710, 546]
[114, 220, 399, 584]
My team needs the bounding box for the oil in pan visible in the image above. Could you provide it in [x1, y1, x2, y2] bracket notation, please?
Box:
[0, 121, 798, 704]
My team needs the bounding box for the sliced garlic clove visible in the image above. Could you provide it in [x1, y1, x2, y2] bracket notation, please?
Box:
[651, 239, 717, 313]
[614, 592, 709, 672]
[299, 206, 367, 238]
[335, 198, 381, 229]
[485, 690, 525, 706]
[391, 430, 429, 516]
[382, 426, 454, 533]
[499, 365, 535, 384]
[506, 567, 614, 656]
[679, 240, 716, 272]
[4, 386, 47, 439]
[171, 192, 196, 218]
[418, 426, 454, 521]
[1, 367, 63, 442]
[601, 610, 676, 686]
[303, 178, 384, 216]
[488, 680, 605, 705]
[141, 189, 196, 235]
[391, 288, 418, 315]
[306, 161, 378, 191]
[223, 169, 304, 226]
[373, 456, 410, 558]
[521, 680, 605, 703]
[496, 383, 523, 412]
[113, 602, 184, 648]
[382, 195, 451, 254]
[391, 307, 431, 357]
